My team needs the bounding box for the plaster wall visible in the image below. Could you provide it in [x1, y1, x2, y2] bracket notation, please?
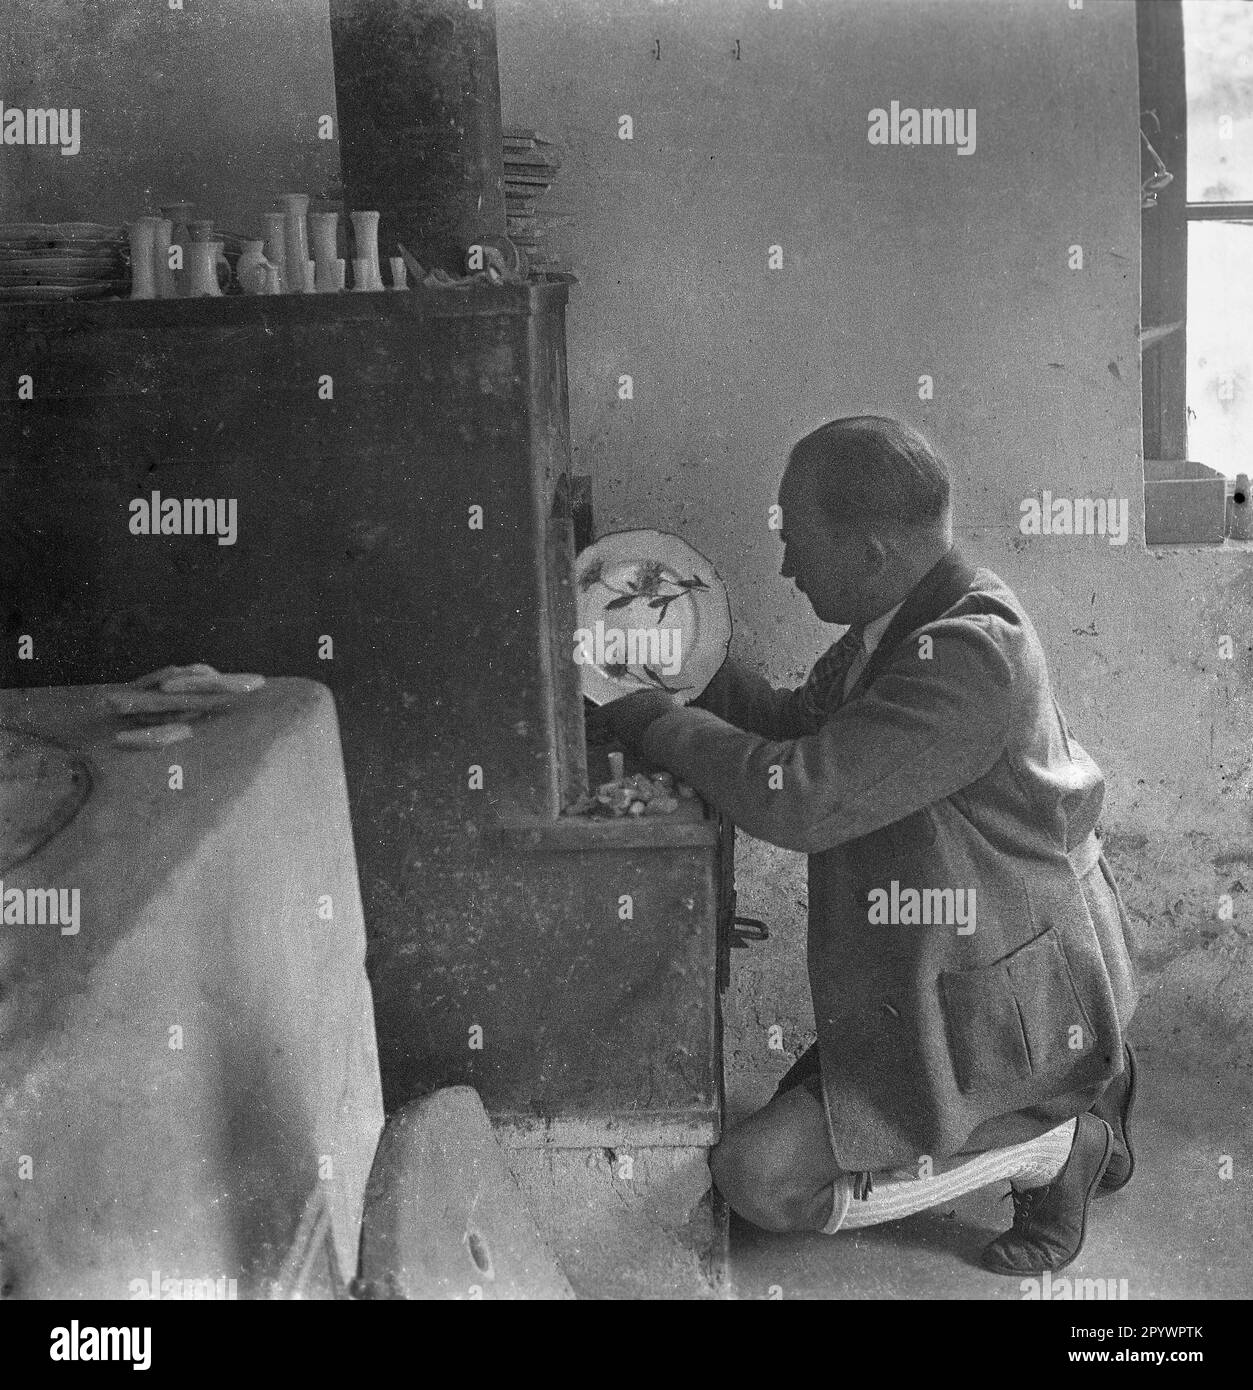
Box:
[497, 0, 1253, 1088]
[0, 0, 342, 229]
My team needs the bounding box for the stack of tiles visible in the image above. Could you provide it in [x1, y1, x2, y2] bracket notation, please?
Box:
[503, 126, 566, 271]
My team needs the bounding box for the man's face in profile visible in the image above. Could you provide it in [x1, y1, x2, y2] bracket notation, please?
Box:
[777, 464, 872, 626]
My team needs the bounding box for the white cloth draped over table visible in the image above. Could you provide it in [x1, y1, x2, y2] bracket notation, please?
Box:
[0, 679, 384, 1299]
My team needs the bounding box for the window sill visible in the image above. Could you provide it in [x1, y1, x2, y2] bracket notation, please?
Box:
[1147, 536, 1253, 552]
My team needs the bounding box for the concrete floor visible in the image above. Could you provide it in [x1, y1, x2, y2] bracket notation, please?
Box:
[725, 1045, 1252, 1300]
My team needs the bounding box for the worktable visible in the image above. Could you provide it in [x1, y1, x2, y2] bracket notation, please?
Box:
[0, 679, 383, 1299]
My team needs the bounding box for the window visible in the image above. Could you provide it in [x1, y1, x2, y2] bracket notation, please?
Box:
[1139, 0, 1253, 544]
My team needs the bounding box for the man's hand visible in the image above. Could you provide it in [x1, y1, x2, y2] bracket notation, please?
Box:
[598, 689, 681, 755]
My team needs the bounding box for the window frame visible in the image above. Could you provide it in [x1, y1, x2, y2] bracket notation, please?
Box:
[1137, 0, 1248, 545]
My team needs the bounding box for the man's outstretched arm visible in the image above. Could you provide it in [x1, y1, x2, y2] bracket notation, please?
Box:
[690, 654, 819, 739]
[642, 615, 1016, 853]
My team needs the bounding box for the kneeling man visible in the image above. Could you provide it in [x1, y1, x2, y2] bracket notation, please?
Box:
[603, 416, 1138, 1273]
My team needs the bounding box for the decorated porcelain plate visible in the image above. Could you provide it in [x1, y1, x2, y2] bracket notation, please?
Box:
[574, 529, 731, 705]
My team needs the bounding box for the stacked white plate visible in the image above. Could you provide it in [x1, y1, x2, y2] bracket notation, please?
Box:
[0, 222, 128, 301]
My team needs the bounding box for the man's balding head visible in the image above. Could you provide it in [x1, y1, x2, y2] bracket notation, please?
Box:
[784, 416, 951, 537]
[777, 416, 954, 625]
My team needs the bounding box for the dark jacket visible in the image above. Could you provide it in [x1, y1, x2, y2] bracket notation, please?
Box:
[642, 547, 1138, 1170]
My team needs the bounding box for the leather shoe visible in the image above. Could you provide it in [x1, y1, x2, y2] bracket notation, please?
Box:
[980, 1112, 1113, 1275]
[1092, 1043, 1137, 1195]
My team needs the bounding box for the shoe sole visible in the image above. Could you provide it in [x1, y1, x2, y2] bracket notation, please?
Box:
[980, 1117, 1114, 1276]
[1096, 1044, 1137, 1197]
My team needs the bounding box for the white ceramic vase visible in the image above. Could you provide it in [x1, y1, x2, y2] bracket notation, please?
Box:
[160, 202, 193, 297]
[185, 241, 222, 297]
[351, 210, 382, 291]
[309, 212, 338, 264]
[236, 239, 269, 296]
[282, 194, 310, 293]
[152, 219, 176, 298]
[263, 212, 288, 294]
[128, 217, 158, 299]
[316, 257, 345, 293]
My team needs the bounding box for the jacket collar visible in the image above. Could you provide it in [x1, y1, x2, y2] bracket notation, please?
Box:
[845, 546, 978, 699]
[861, 599, 905, 658]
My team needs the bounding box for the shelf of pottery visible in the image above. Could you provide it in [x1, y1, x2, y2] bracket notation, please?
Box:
[0, 199, 407, 306]
[130, 198, 403, 299]
[3, 124, 566, 306]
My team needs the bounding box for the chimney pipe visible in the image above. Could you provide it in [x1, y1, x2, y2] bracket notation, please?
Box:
[329, 0, 506, 276]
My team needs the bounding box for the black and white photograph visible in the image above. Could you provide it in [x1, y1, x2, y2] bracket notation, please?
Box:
[0, 0, 1249, 1340]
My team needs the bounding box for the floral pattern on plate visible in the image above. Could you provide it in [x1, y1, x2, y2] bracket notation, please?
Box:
[574, 530, 731, 706]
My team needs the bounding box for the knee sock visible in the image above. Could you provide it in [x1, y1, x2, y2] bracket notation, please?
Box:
[822, 1118, 1077, 1234]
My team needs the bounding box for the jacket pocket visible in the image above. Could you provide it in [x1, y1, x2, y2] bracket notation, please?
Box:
[939, 928, 1096, 1095]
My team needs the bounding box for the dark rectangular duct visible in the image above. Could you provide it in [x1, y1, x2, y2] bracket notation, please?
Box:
[329, 0, 506, 275]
